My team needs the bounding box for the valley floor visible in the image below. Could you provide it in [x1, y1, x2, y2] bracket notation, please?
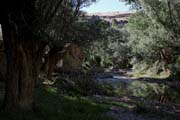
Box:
[0, 69, 179, 120]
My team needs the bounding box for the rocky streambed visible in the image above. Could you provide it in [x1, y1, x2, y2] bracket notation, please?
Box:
[94, 70, 180, 120]
[96, 70, 180, 105]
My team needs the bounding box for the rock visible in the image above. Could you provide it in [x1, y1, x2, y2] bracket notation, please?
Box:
[40, 43, 85, 77]
[96, 73, 113, 79]
[110, 106, 122, 112]
[55, 43, 84, 72]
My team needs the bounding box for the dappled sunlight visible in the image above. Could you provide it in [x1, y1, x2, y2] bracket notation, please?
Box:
[0, 0, 180, 120]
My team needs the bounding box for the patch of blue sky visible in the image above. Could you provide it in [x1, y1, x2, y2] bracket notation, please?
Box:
[82, 0, 131, 13]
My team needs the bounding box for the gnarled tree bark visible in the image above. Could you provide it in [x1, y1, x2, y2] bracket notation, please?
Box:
[1, 13, 37, 112]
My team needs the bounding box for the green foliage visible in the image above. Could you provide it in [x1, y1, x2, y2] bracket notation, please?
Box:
[126, 0, 180, 77]
[129, 81, 167, 98]
[127, 11, 171, 61]
[83, 18, 130, 69]
[170, 57, 180, 80]
[131, 60, 166, 77]
[69, 17, 110, 46]
[37, 0, 97, 49]
[129, 80, 180, 104]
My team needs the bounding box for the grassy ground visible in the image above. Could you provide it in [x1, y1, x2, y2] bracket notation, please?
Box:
[0, 71, 179, 120]
[0, 82, 113, 120]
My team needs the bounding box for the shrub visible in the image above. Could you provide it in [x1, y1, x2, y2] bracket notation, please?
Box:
[171, 57, 180, 81]
[55, 72, 114, 96]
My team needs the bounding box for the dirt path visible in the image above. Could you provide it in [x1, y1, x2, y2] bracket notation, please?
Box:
[107, 107, 159, 120]
[95, 69, 180, 120]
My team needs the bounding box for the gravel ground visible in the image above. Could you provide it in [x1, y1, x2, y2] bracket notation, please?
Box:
[106, 106, 178, 120]
[107, 107, 159, 120]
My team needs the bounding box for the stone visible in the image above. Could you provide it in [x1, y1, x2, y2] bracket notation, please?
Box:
[55, 43, 84, 72]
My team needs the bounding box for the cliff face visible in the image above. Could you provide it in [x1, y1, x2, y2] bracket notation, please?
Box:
[86, 12, 133, 25]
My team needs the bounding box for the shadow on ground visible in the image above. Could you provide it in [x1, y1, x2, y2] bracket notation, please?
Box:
[0, 81, 112, 120]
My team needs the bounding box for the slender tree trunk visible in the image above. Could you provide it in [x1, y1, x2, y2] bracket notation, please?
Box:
[1, 15, 36, 112]
[47, 51, 56, 79]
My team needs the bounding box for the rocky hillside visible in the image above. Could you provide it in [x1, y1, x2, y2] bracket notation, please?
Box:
[85, 12, 133, 24]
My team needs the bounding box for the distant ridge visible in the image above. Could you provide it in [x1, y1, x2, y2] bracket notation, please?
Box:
[85, 11, 133, 23]
[86, 11, 133, 17]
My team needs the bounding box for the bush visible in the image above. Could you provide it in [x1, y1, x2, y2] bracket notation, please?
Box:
[171, 57, 180, 81]
[54, 72, 114, 96]
[129, 81, 167, 98]
[131, 59, 167, 77]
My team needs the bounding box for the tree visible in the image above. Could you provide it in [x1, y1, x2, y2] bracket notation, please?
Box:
[0, 0, 96, 112]
[1, 0, 42, 111]
[125, 0, 180, 75]
[79, 17, 130, 68]
[42, 1, 97, 78]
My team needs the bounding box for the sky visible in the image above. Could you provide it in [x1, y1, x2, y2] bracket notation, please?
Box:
[82, 0, 131, 13]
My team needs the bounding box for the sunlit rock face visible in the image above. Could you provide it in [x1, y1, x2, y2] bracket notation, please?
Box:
[56, 43, 84, 72]
[46, 43, 85, 74]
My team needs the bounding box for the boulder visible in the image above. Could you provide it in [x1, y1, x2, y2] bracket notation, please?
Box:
[55, 43, 84, 72]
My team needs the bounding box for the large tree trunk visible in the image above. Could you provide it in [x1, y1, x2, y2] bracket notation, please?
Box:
[1, 15, 36, 112]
